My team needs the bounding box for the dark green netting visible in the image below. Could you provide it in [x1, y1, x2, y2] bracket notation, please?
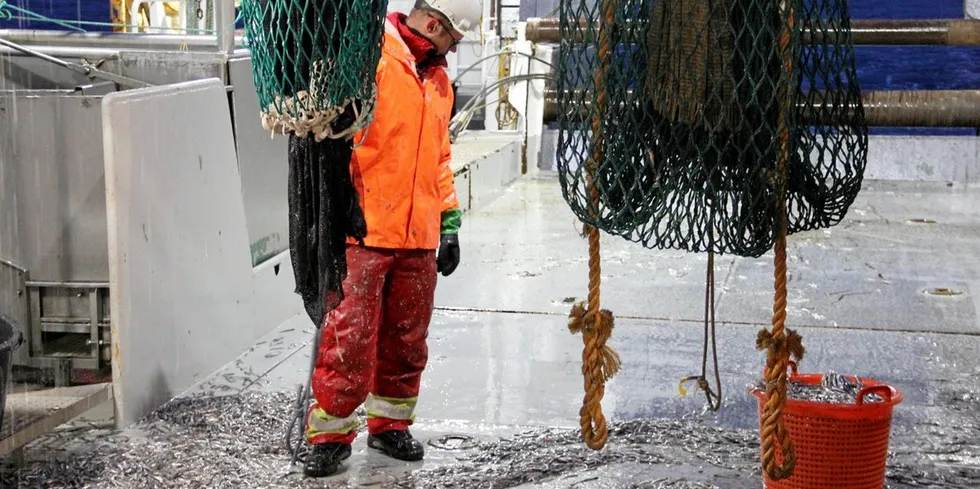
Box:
[555, 0, 868, 258]
[286, 127, 368, 327]
[242, 0, 388, 140]
[242, 0, 387, 325]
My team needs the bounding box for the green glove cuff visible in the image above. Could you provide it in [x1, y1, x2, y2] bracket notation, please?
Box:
[440, 208, 463, 235]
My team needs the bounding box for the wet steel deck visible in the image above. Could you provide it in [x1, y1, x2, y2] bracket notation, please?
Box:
[4, 174, 980, 487]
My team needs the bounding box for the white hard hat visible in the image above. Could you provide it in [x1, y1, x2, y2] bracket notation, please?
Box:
[418, 0, 482, 36]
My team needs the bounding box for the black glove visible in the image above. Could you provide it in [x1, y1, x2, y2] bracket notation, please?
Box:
[436, 234, 460, 277]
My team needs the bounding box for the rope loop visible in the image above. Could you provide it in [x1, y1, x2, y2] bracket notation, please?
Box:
[568, 292, 620, 450]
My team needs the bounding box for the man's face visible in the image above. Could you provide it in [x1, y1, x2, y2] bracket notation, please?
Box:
[425, 12, 464, 55]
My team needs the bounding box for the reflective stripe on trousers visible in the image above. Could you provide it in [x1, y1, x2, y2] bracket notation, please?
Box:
[364, 394, 417, 422]
[306, 395, 418, 443]
[306, 403, 361, 440]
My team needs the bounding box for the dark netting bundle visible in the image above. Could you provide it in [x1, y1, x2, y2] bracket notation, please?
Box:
[286, 105, 368, 325]
[555, 0, 868, 257]
[242, 0, 387, 324]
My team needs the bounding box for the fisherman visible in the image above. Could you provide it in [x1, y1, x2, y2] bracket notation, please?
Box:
[302, 0, 482, 478]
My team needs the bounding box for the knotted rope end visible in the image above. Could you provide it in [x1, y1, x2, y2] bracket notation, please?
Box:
[756, 327, 806, 364]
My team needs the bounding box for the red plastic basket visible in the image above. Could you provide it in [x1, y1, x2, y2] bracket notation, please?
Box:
[751, 363, 903, 489]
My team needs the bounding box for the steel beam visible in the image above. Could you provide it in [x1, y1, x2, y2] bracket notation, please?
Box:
[542, 89, 980, 127]
[215, 0, 237, 54]
[524, 18, 980, 46]
[0, 29, 245, 51]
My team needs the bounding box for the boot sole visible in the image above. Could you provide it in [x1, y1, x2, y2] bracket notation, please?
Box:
[367, 437, 424, 462]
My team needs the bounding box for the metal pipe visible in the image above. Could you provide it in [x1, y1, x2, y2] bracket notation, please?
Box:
[24, 281, 110, 288]
[847, 19, 980, 45]
[0, 37, 152, 89]
[0, 38, 87, 73]
[524, 18, 980, 46]
[214, 0, 237, 54]
[0, 45, 121, 59]
[524, 18, 560, 43]
[0, 29, 245, 50]
[0, 258, 28, 274]
[542, 89, 980, 127]
[858, 90, 980, 127]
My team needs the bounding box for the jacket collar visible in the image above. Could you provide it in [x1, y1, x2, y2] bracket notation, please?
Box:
[384, 19, 419, 76]
[383, 18, 447, 78]
[384, 18, 412, 59]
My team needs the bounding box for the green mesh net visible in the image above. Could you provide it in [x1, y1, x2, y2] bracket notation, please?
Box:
[241, 0, 389, 140]
[555, 0, 868, 258]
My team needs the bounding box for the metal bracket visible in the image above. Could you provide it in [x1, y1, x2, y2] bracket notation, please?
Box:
[0, 37, 153, 89]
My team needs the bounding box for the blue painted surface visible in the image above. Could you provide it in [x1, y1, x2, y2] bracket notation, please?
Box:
[0, 0, 244, 32]
[1, 0, 979, 134]
[0, 0, 115, 31]
[850, 0, 980, 135]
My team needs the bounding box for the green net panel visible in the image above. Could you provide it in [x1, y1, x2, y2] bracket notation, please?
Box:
[241, 0, 389, 140]
[555, 0, 868, 258]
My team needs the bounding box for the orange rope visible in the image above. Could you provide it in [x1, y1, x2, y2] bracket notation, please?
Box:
[757, 0, 804, 480]
[568, 237, 620, 450]
[759, 232, 797, 480]
[566, 0, 620, 451]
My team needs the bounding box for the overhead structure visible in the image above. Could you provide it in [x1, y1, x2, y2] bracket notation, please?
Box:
[542, 88, 980, 128]
[526, 17, 980, 46]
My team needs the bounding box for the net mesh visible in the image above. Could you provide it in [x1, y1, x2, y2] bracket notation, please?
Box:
[286, 126, 368, 327]
[555, 0, 868, 258]
[242, 0, 386, 324]
[242, 0, 389, 140]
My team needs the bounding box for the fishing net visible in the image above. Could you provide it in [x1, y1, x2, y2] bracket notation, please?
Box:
[554, 0, 868, 258]
[242, 0, 388, 324]
[241, 0, 388, 140]
[286, 126, 368, 326]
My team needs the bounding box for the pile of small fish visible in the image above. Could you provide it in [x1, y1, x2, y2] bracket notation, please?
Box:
[750, 371, 885, 404]
[0, 389, 975, 489]
[0, 392, 333, 489]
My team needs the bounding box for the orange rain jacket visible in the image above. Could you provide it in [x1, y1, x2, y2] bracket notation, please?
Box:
[348, 19, 459, 251]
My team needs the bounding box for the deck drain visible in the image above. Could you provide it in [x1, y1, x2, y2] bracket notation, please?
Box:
[427, 434, 480, 451]
[907, 218, 937, 225]
[926, 287, 964, 297]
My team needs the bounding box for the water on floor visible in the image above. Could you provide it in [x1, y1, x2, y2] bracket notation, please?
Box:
[3, 175, 980, 488]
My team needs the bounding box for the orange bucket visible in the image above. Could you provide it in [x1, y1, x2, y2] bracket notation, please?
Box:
[750, 364, 903, 489]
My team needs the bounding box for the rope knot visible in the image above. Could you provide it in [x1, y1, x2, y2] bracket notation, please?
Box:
[568, 302, 621, 383]
[756, 328, 774, 351]
[784, 328, 805, 363]
[755, 327, 806, 364]
[0, 2, 11, 21]
[678, 375, 722, 411]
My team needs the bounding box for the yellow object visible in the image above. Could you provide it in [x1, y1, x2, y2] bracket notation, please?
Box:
[109, 0, 180, 32]
[109, 0, 242, 33]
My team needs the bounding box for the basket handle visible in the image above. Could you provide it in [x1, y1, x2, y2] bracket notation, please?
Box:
[857, 385, 893, 405]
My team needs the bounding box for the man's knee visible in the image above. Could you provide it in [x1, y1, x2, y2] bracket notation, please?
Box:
[313, 368, 372, 415]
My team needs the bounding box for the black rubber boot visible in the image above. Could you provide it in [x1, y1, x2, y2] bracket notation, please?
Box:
[367, 430, 425, 461]
[303, 442, 352, 478]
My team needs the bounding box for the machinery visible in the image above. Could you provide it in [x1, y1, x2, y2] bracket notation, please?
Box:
[1, 0, 243, 387]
